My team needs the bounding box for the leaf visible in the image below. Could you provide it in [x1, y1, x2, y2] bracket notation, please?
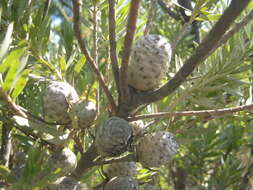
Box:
[0, 165, 11, 179]
[74, 55, 86, 73]
[2, 48, 27, 92]
[0, 48, 25, 74]
[11, 69, 30, 99]
[0, 22, 14, 61]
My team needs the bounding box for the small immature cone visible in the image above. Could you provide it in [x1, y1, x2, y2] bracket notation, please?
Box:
[70, 99, 97, 129]
[95, 117, 132, 157]
[104, 176, 140, 190]
[48, 176, 88, 190]
[48, 148, 77, 176]
[129, 120, 145, 136]
[136, 131, 178, 168]
[43, 81, 79, 124]
[104, 161, 137, 179]
[128, 34, 172, 91]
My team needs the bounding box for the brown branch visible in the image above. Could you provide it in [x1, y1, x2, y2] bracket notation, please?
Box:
[108, 0, 120, 95]
[119, 0, 141, 103]
[72, 143, 99, 179]
[0, 88, 27, 118]
[0, 123, 12, 167]
[157, 0, 181, 20]
[133, 0, 252, 106]
[93, 154, 135, 166]
[214, 9, 253, 50]
[144, 0, 156, 35]
[128, 103, 253, 121]
[72, 0, 117, 114]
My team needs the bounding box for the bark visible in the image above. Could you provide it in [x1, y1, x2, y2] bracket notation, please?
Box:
[0, 123, 12, 167]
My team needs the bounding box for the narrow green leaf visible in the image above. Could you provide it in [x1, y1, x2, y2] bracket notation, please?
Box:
[0, 48, 24, 74]
[59, 56, 66, 74]
[11, 69, 30, 99]
[0, 165, 11, 178]
[2, 48, 27, 92]
[0, 22, 14, 61]
[74, 55, 86, 73]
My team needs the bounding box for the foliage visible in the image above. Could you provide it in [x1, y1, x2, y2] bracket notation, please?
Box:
[0, 0, 253, 189]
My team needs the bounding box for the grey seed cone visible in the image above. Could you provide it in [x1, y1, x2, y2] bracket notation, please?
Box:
[104, 161, 137, 179]
[48, 176, 88, 190]
[70, 99, 97, 129]
[128, 34, 172, 91]
[136, 131, 178, 168]
[48, 148, 77, 176]
[43, 81, 79, 124]
[104, 176, 139, 190]
[95, 117, 132, 157]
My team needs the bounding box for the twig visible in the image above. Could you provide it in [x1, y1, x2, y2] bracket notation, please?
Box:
[144, 0, 156, 35]
[93, 154, 135, 165]
[133, 0, 252, 106]
[0, 123, 12, 167]
[72, 0, 117, 114]
[0, 88, 55, 148]
[214, 9, 253, 50]
[108, 0, 120, 94]
[119, 0, 141, 103]
[128, 103, 253, 121]
[157, 0, 181, 20]
[72, 143, 99, 179]
[0, 88, 27, 118]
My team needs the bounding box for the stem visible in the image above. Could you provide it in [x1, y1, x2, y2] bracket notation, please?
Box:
[0, 123, 12, 167]
[119, 0, 141, 103]
[128, 103, 253, 121]
[108, 0, 120, 95]
[72, 0, 117, 114]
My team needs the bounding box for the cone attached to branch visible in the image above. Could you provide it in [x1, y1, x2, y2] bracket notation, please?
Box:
[104, 176, 139, 190]
[136, 131, 178, 168]
[43, 81, 79, 124]
[128, 34, 172, 91]
[95, 117, 133, 157]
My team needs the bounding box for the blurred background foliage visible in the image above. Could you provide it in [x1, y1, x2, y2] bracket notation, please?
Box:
[0, 0, 253, 189]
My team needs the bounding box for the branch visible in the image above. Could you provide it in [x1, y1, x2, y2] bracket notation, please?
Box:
[128, 103, 253, 121]
[119, 0, 141, 103]
[72, 0, 117, 114]
[157, 0, 181, 20]
[144, 0, 156, 35]
[133, 0, 252, 106]
[108, 0, 120, 95]
[93, 154, 135, 165]
[72, 143, 99, 179]
[214, 9, 253, 50]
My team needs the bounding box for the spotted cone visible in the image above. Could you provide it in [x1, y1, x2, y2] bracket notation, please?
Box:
[95, 117, 132, 156]
[128, 34, 172, 91]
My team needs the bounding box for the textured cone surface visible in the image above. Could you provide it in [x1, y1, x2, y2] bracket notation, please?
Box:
[104, 176, 139, 190]
[104, 161, 137, 179]
[48, 177, 88, 190]
[71, 99, 97, 129]
[128, 34, 172, 91]
[43, 81, 79, 123]
[48, 148, 77, 176]
[136, 131, 178, 168]
[129, 120, 145, 136]
[95, 117, 132, 156]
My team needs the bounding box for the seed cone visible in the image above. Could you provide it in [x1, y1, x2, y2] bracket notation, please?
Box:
[136, 131, 178, 168]
[128, 34, 172, 91]
[129, 120, 145, 136]
[48, 148, 77, 176]
[104, 161, 137, 179]
[43, 81, 79, 124]
[48, 177, 88, 190]
[95, 117, 132, 156]
[70, 99, 97, 129]
[104, 176, 139, 190]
